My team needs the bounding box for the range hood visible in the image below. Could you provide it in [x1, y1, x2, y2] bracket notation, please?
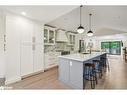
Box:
[56, 29, 68, 42]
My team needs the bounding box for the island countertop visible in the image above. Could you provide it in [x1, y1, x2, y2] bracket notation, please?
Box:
[59, 52, 106, 62]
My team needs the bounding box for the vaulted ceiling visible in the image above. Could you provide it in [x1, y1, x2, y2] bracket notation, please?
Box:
[48, 6, 127, 36]
[0, 6, 127, 36]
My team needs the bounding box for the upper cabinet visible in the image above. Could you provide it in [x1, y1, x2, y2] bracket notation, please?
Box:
[44, 26, 56, 45]
[67, 32, 76, 46]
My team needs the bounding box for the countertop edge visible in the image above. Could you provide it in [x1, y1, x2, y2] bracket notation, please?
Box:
[59, 52, 107, 62]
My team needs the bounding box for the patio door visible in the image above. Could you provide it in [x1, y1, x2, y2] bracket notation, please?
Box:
[101, 41, 121, 55]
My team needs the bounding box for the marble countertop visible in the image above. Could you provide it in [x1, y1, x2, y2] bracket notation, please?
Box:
[59, 52, 106, 62]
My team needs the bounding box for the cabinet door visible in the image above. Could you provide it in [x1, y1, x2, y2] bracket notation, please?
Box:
[33, 45, 44, 72]
[44, 29, 48, 43]
[33, 23, 44, 72]
[59, 58, 70, 83]
[21, 45, 33, 76]
[73, 35, 75, 44]
[21, 22, 33, 43]
[49, 30, 55, 44]
[69, 60, 83, 89]
[70, 35, 72, 44]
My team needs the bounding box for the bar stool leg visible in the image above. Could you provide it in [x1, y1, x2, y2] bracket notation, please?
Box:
[106, 58, 110, 71]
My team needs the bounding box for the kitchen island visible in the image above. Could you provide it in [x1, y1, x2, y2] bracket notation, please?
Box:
[58, 52, 107, 89]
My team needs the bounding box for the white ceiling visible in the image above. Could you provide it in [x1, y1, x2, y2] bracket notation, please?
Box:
[0, 6, 78, 23]
[48, 6, 127, 36]
[0, 6, 127, 36]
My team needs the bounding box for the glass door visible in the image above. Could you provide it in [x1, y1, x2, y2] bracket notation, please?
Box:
[101, 41, 121, 55]
[110, 41, 121, 55]
[101, 42, 110, 53]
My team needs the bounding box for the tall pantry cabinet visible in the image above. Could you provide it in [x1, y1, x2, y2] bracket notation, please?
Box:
[5, 13, 44, 84]
[20, 19, 44, 77]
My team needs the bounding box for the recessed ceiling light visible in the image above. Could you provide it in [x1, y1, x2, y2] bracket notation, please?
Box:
[21, 12, 26, 16]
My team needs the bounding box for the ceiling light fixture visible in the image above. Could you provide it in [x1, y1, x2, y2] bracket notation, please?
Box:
[77, 5, 84, 34]
[87, 13, 93, 36]
[21, 12, 26, 16]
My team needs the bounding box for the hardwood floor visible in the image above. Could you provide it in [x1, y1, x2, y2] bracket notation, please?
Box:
[7, 55, 127, 89]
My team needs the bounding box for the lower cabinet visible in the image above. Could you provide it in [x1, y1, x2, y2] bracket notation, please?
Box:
[44, 52, 61, 70]
[59, 58, 70, 82]
[21, 44, 44, 77]
[69, 60, 83, 89]
[21, 45, 33, 76]
[33, 45, 44, 72]
[59, 58, 83, 89]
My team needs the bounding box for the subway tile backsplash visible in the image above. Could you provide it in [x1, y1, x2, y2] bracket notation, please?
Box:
[44, 43, 73, 53]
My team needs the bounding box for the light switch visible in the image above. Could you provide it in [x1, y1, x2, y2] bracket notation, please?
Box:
[70, 61, 72, 66]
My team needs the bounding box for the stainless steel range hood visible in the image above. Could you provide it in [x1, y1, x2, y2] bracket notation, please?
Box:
[56, 29, 68, 42]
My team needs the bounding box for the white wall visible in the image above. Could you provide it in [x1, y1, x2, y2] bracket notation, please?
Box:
[94, 34, 127, 50]
[0, 10, 5, 78]
[76, 33, 127, 53]
[5, 12, 44, 84]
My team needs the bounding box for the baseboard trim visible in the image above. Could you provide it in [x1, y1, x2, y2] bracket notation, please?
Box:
[44, 65, 58, 71]
[5, 76, 21, 85]
[21, 69, 44, 79]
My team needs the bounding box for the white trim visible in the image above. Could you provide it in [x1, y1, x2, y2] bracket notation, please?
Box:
[5, 76, 21, 85]
[21, 69, 44, 79]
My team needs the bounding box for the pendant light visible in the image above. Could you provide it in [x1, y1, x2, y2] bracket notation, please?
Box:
[77, 5, 84, 34]
[87, 13, 93, 36]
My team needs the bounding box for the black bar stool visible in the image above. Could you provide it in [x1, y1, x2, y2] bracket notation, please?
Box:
[83, 63, 97, 89]
[101, 56, 110, 71]
[93, 60, 103, 79]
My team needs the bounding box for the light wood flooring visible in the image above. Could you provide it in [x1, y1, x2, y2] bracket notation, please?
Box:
[7, 55, 127, 89]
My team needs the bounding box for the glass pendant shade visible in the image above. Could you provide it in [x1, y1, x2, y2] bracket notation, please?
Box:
[87, 13, 93, 36]
[77, 25, 84, 34]
[77, 5, 84, 34]
[87, 30, 93, 36]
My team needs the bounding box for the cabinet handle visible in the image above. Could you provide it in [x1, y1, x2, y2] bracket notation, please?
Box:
[4, 44, 6, 51]
[32, 37, 36, 43]
[32, 44, 35, 51]
[4, 35, 6, 51]
[4, 35, 6, 42]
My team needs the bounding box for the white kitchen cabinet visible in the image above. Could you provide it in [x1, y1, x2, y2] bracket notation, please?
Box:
[44, 26, 56, 45]
[44, 52, 61, 69]
[5, 15, 21, 84]
[21, 44, 44, 77]
[4, 12, 44, 84]
[20, 21, 44, 77]
[21, 45, 33, 76]
[33, 22, 44, 72]
[33, 44, 44, 72]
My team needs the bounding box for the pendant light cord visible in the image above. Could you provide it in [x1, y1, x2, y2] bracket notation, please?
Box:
[80, 5, 83, 26]
[89, 14, 92, 31]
